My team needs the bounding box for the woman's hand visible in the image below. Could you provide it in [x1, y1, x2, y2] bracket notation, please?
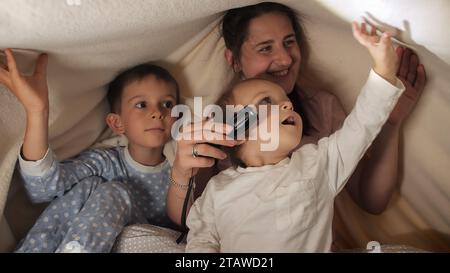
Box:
[168, 119, 238, 225]
[0, 49, 49, 114]
[388, 47, 426, 125]
[352, 22, 399, 85]
[172, 119, 238, 181]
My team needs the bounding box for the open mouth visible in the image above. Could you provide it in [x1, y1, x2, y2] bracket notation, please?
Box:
[281, 116, 296, 126]
[269, 69, 289, 77]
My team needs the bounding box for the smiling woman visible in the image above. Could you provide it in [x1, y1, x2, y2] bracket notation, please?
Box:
[224, 11, 303, 93]
[167, 1, 428, 252]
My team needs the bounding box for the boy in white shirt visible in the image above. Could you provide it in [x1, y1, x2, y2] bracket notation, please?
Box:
[185, 22, 405, 252]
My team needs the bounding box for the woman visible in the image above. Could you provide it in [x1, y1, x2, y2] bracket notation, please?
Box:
[167, 2, 426, 233]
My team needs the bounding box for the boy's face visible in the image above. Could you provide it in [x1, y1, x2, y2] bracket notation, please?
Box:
[113, 75, 177, 149]
[230, 79, 302, 164]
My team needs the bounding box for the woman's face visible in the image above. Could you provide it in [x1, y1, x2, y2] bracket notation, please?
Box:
[234, 12, 301, 94]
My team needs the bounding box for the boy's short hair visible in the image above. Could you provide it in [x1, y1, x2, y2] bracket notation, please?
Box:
[107, 64, 180, 113]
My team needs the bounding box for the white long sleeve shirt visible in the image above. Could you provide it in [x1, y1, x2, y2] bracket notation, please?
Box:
[186, 70, 405, 253]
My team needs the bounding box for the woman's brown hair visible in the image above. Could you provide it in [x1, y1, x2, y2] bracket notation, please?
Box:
[221, 2, 311, 135]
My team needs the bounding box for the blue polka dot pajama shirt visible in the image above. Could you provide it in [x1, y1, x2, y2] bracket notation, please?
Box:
[15, 146, 175, 253]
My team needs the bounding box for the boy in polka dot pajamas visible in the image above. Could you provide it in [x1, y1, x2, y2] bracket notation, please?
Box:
[0, 50, 180, 253]
[18, 148, 174, 253]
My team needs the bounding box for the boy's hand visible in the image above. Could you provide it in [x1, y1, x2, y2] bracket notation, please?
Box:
[0, 49, 49, 114]
[352, 22, 399, 85]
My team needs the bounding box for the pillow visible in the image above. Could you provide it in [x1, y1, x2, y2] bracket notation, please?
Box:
[112, 224, 185, 253]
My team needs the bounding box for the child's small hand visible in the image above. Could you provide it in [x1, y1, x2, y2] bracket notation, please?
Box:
[352, 22, 399, 85]
[0, 49, 49, 114]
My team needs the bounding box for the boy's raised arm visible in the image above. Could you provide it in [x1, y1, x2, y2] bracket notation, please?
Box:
[352, 22, 398, 85]
[0, 49, 49, 161]
[322, 22, 405, 194]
